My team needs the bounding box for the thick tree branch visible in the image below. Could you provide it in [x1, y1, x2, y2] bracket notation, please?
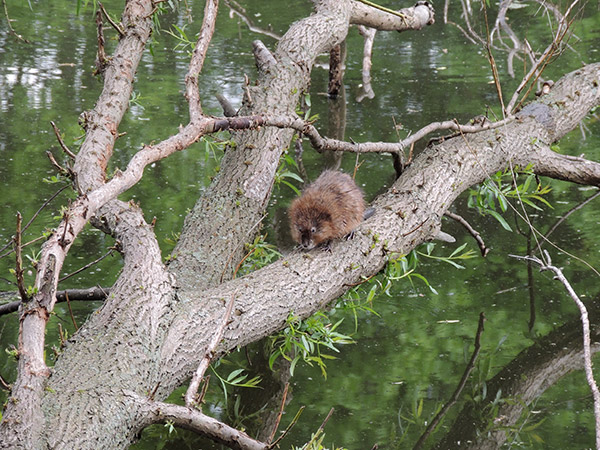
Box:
[350, 0, 435, 31]
[136, 395, 269, 450]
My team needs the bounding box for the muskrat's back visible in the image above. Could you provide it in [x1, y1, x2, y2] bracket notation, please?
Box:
[289, 170, 366, 250]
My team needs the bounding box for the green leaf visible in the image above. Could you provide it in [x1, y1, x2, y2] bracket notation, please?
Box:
[486, 209, 512, 231]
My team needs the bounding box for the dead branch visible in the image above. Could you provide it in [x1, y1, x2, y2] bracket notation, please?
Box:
[137, 395, 269, 450]
[14, 213, 28, 302]
[224, 0, 281, 40]
[414, 312, 486, 449]
[215, 94, 237, 117]
[267, 382, 289, 444]
[50, 121, 76, 159]
[94, 9, 109, 76]
[444, 211, 489, 257]
[63, 291, 78, 331]
[262, 114, 515, 155]
[252, 40, 277, 73]
[58, 247, 116, 283]
[506, 0, 581, 113]
[185, 292, 236, 407]
[510, 251, 600, 448]
[98, 2, 125, 37]
[2, 0, 30, 43]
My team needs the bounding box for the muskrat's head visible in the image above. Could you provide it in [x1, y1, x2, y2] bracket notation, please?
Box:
[289, 205, 334, 250]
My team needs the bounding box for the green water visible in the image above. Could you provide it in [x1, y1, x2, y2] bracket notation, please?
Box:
[1, 1, 600, 448]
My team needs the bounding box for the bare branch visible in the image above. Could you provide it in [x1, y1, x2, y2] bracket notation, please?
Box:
[224, 0, 281, 40]
[185, 0, 219, 120]
[50, 121, 76, 160]
[14, 213, 28, 302]
[267, 382, 289, 444]
[252, 40, 277, 73]
[137, 395, 269, 450]
[94, 9, 109, 76]
[444, 211, 489, 257]
[98, 2, 125, 37]
[506, 0, 581, 113]
[58, 247, 116, 283]
[511, 251, 600, 448]
[262, 114, 515, 155]
[2, 0, 30, 43]
[356, 25, 376, 102]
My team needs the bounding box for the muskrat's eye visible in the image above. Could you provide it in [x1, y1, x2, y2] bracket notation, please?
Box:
[310, 227, 316, 233]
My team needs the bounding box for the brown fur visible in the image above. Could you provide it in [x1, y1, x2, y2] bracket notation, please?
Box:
[288, 170, 365, 250]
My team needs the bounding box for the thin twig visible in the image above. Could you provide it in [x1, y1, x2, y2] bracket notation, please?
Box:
[506, 0, 581, 113]
[197, 374, 211, 405]
[63, 291, 79, 331]
[413, 312, 486, 449]
[268, 382, 290, 444]
[354, 0, 407, 22]
[14, 213, 28, 302]
[94, 8, 109, 75]
[482, 1, 506, 117]
[98, 2, 125, 37]
[302, 408, 335, 450]
[0, 373, 10, 391]
[510, 251, 600, 448]
[539, 189, 600, 249]
[185, 292, 236, 407]
[50, 121, 76, 159]
[0, 235, 47, 261]
[2, 0, 30, 43]
[444, 211, 489, 257]
[58, 247, 115, 283]
[269, 406, 306, 449]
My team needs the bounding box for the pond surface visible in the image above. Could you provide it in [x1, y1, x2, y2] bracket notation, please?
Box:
[1, 1, 600, 449]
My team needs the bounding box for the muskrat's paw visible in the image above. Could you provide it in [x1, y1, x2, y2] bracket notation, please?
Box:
[319, 241, 333, 252]
[345, 231, 355, 241]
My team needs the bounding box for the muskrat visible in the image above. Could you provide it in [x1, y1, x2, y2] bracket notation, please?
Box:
[288, 170, 366, 250]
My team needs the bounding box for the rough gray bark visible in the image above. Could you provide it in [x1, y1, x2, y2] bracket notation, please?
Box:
[0, 0, 598, 448]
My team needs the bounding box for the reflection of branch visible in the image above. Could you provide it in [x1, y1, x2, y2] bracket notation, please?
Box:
[444, 211, 489, 257]
[356, 25, 376, 102]
[511, 251, 600, 448]
[414, 312, 486, 450]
